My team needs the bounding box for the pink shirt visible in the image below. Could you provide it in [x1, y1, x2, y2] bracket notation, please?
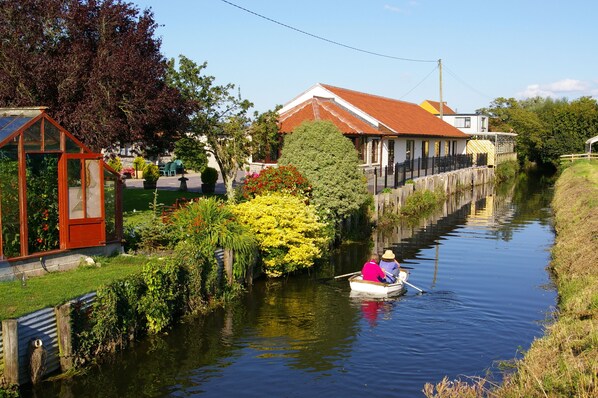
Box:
[361, 261, 386, 282]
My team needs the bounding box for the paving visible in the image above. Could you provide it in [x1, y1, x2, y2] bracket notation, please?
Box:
[124, 171, 242, 195]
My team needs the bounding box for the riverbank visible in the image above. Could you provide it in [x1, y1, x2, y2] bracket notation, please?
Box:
[425, 160, 598, 397]
[496, 160, 598, 397]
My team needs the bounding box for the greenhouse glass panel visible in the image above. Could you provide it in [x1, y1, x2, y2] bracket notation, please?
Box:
[26, 154, 60, 253]
[0, 117, 32, 144]
[66, 135, 82, 153]
[0, 139, 21, 257]
[24, 120, 42, 151]
[85, 160, 101, 218]
[44, 121, 61, 151]
[68, 159, 84, 219]
[104, 168, 117, 241]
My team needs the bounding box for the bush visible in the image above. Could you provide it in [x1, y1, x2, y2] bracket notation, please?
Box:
[233, 193, 331, 277]
[106, 156, 123, 172]
[242, 165, 311, 200]
[278, 120, 369, 226]
[201, 166, 218, 184]
[133, 156, 146, 172]
[143, 163, 160, 183]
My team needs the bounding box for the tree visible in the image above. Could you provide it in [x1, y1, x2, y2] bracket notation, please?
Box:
[0, 0, 189, 151]
[479, 96, 598, 167]
[166, 55, 279, 200]
[173, 137, 208, 172]
[278, 120, 370, 226]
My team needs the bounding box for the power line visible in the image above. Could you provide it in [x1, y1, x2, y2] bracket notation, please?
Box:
[443, 64, 493, 100]
[399, 65, 439, 100]
[219, 0, 436, 63]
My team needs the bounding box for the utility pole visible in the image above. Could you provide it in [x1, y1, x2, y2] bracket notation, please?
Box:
[438, 59, 443, 120]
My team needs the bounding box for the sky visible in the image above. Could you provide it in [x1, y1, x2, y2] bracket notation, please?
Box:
[132, 0, 598, 114]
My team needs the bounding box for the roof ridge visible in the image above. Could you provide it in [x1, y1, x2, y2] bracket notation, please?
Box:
[320, 83, 414, 106]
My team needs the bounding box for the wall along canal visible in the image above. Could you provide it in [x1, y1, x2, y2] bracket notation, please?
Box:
[25, 174, 556, 398]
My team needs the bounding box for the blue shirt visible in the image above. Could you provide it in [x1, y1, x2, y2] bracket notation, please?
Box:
[379, 259, 399, 277]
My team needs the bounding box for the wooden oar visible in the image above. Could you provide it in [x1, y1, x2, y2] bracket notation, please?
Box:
[334, 271, 361, 279]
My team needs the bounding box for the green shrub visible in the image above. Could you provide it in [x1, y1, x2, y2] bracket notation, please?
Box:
[143, 163, 160, 183]
[201, 167, 218, 185]
[495, 160, 520, 182]
[233, 193, 332, 277]
[106, 156, 123, 172]
[133, 156, 146, 172]
[278, 120, 369, 226]
[400, 188, 446, 218]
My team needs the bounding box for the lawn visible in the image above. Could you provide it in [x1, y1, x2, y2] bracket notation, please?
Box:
[0, 255, 149, 320]
[123, 188, 206, 212]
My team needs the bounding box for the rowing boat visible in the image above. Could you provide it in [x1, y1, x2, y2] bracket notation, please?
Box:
[348, 270, 409, 296]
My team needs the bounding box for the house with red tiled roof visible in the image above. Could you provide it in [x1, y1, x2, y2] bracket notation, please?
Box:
[270, 84, 469, 170]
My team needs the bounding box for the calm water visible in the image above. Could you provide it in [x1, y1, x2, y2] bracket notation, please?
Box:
[27, 174, 556, 398]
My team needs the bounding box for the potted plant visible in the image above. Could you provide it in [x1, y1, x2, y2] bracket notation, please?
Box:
[133, 156, 146, 179]
[201, 166, 218, 194]
[143, 163, 160, 189]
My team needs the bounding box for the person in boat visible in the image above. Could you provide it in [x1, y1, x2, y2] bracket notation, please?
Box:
[379, 249, 401, 283]
[361, 253, 393, 283]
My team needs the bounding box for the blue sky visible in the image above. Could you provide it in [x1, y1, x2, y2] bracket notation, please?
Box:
[133, 0, 598, 114]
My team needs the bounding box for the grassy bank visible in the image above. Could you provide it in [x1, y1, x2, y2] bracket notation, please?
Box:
[0, 255, 147, 320]
[425, 160, 598, 397]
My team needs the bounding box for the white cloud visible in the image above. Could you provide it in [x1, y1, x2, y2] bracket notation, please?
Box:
[518, 79, 596, 99]
[384, 4, 404, 13]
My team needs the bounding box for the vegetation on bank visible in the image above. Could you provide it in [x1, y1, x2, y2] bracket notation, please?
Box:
[376, 187, 447, 231]
[494, 160, 520, 183]
[424, 160, 598, 397]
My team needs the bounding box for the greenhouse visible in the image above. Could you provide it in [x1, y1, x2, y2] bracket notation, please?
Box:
[0, 107, 122, 261]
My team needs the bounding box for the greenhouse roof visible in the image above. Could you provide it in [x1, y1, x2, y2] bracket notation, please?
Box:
[0, 108, 46, 145]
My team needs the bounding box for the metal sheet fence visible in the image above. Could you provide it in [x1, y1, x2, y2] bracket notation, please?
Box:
[0, 324, 4, 371]
[16, 308, 60, 385]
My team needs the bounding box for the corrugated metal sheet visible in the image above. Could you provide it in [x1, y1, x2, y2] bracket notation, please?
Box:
[17, 307, 59, 385]
[215, 248, 224, 279]
[0, 324, 4, 371]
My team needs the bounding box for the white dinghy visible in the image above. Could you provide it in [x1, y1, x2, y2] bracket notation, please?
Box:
[349, 270, 409, 297]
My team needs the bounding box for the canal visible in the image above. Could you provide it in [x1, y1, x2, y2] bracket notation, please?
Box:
[26, 173, 556, 397]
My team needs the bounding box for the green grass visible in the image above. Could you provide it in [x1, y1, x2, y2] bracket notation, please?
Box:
[123, 188, 206, 212]
[0, 255, 149, 320]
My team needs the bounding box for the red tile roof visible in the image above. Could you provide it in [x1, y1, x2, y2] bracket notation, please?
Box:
[279, 97, 379, 135]
[422, 99, 456, 115]
[279, 84, 467, 139]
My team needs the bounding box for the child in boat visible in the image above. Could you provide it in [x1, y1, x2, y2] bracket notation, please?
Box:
[361, 253, 393, 283]
[379, 250, 401, 283]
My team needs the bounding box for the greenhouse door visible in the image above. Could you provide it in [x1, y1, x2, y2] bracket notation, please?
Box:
[61, 155, 105, 249]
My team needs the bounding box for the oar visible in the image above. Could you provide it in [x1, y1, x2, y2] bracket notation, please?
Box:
[384, 270, 426, 294]
[403, 280, 426, 294]
[334, 271, 361, 279]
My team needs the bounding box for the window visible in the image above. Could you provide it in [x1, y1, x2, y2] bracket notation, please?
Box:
[421, 140, 429, 158]
[445, 140, 450, 155]
[434, 141, 440, 157]
[452, 140, 458, 155]
[387, 140, 395, 166]
[406, 140, 414, 162]
[371, 139, 380, 164]
[455, 117, 471, 128]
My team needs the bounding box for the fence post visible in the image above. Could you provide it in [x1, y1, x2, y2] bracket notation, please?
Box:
[374, 168, 378, 194]
[384, 165, 388, 188]
[2, 319, 19, 385]
[56, 303, 74, 372]
[394, 162, 399, 188]
[224, 249, 234, 285]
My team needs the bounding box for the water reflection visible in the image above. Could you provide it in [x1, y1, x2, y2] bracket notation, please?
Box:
[25, 173, 556, 398]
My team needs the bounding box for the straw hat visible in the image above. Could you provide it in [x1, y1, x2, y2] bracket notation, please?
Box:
[381, 250, 395, 261]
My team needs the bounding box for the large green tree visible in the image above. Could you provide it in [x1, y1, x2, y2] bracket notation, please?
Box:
[278, 120, 369, 226]
[166, 55, 279, 200]
[478, 96, 598, 167]
[0, 0, 188, 151]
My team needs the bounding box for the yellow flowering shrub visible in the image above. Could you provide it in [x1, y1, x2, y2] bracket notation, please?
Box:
[233, 193, 331, 277]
